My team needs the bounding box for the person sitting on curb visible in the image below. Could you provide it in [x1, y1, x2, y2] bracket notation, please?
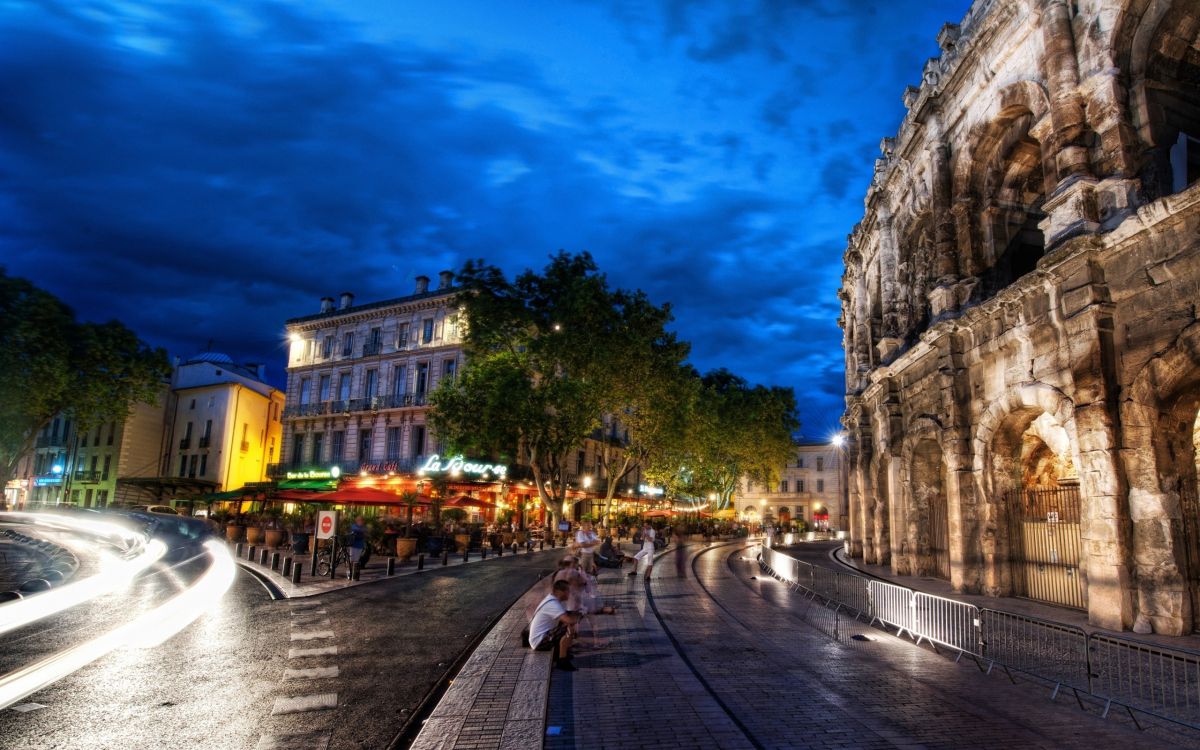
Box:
[598, 535, 631, 567]
[529, 579, 581, 671]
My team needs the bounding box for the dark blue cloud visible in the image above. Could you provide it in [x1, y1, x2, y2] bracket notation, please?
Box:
[0, 0, 971, 433]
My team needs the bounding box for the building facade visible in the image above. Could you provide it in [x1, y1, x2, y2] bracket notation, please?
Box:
[840, 0, 1200, 634]
[277, 273, 464, 479]
[734, 442, 844, 530]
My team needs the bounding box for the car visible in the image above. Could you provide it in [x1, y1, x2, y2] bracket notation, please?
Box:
[133, 504, 180, 516]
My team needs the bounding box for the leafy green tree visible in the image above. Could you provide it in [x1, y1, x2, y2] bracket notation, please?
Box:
[431, 251, 682, 527]
[0, 269, 171, 488]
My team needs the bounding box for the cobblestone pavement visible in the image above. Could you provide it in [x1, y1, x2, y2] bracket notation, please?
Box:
[545, 540, 1197, 750]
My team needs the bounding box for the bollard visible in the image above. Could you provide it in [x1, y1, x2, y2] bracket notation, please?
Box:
[247, 545, 257, 562]
[310, 550, 318, 576]
[417, 553, 425, 570]
[463, 548, 469, 563]
[481, 546, 488, 559]
[270, 552, 280, 571]
[497, 544, 503, 557]
[283, 557, 293, 577]
[291, 562, 302, 584]
[352, 562, 360, 581]
[235, 542, 244, 558]
[260, 549, 270, 566]
[386, 557, 395, 576]
[441, 550, 449, 566]
[539, 540, 544, 551]
[526, 541, 532, 556]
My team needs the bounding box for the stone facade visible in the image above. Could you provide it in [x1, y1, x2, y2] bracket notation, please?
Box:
[840, 0, 1200, 634]
[734, 442, 845, 530]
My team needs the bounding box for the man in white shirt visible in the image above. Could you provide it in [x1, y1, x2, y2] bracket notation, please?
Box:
[529, 579, 581, 670]
[574, 520, 600, 574]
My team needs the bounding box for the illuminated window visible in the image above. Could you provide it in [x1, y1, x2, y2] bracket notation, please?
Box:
[386, 427, 402, 460]
[780, 480, 788, 493]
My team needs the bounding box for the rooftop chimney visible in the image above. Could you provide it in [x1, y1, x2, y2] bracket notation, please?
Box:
[320, 296, 335, 313]
[438, 270, 454, 290]
[339, 292, 354, 310]
[414, 275, 430, 294]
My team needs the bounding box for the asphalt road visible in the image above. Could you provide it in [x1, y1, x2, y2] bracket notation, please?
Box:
[0, 542, 555, 749]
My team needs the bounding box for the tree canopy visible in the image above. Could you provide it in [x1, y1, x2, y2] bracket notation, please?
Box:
[0, 269, 171, 486]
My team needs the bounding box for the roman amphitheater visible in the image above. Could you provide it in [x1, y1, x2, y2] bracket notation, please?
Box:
[840, 0, 1200, 634]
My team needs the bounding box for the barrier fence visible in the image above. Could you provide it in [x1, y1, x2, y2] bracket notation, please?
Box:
[759, 544, 1200, 731]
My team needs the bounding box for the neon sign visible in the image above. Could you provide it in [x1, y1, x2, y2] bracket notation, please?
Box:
[285, 466, 341, 480]
[418, 454, 507, 478]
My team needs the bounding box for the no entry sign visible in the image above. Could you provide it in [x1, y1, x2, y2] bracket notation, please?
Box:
[316, 510, 338, 540]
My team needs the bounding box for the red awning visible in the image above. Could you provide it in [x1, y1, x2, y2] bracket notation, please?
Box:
[641, 509, 673, 518]
[446, 494, 498, 509]
[312, 487, 433, 505]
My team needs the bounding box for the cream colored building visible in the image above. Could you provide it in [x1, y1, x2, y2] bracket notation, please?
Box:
[278, 273, 464, 476]
[735, 441, 844, 530]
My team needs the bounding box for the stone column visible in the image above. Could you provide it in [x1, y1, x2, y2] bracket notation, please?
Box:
[876, 206, 904, 363]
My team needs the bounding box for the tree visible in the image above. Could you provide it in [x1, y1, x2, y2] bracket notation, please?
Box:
[0, 269, 171, 488]
[431, 251, 683, 527]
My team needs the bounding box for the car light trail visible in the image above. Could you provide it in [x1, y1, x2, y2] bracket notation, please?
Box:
[0, 539, 167, 637]
[0, 540, 236, 710]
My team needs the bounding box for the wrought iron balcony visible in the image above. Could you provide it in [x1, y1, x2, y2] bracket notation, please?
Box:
[179, 437, 191, 450]
[198, 436, 211, 448]
[73, 470, 101, 483]
[35, 435, 67, 448]
[363, 341, 383, 357]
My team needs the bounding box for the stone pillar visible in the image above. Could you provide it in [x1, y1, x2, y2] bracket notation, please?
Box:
[876, 206, 904, 363]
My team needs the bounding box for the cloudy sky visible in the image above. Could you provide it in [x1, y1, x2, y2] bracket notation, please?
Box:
[0, 0, 969, 438]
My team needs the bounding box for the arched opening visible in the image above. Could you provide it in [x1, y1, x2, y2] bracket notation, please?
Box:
[778, 506, 792, 527]
[976, 110, 1050, 300]
[993, 412, 1085, 609]
[1122, 1, 1200, 200]
[910, 438, 950, 580]
[1153, 392, 1200, 631]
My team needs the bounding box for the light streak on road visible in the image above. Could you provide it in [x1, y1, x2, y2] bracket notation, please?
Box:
[0, 541, 236, 711]
[2, 511, 147, 552]
[0, 539, 167, 637]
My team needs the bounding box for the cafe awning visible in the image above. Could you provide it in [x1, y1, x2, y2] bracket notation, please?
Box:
[312, 487, 433, 506]
[277, 479, 340, 491]
[446, 494, 498, 509]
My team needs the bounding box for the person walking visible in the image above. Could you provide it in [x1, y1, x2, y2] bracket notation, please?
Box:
[347, 515, 367, 580]
[630, 521, 656, 582]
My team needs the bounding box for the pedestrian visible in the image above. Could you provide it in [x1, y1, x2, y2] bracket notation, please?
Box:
[575, 520, 600, 575]
[528, 579, 581, 671]
[347, 515, 367, 579]
[630, 521, 656, 582]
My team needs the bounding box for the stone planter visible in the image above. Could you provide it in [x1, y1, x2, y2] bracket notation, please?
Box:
[265, 529, 285, 548]
[225, 525, 245, 543]
[246, 527, 264, 545]
[395, 537, 417, 560]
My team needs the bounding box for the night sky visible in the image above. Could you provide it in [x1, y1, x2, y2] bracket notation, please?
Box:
[1, 0, 970, 438]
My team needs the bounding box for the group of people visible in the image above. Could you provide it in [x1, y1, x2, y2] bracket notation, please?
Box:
[526, 520, 662, 671]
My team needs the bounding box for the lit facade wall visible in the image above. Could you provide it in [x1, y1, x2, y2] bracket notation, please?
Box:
[734, 442, 843, 528]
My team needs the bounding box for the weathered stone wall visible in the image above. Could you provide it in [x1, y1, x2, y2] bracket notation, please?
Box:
[840, 0, 1200, 634]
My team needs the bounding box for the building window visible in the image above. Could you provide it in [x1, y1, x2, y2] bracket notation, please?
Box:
[299, 377, 311, 405]
[102, 455, 111, 481]
[97, 489, 108, 506]
[90, 455, 98, 473]
[442, 358, 456, 381]
[816, 457, 824, 472]
[188, 455, 198, 478]
[817, 479, 825, 493]
[338, 373, 351, 401]
[184, 422, 193, 440]
[415, 362, 429, 395]
[321, 335, 334, 359]
[359, 429, 372, 462]
[397, 323, 410, 349]
[179, 455, 187, 477]
[312, 432, 324, 463]
[386, 427, 401, 460]
[331, 431, 345, 462]
[204, 419, 212, 441]
[392, 365, 407, 396]
[71, 489, 80, 503]
[411, 425, 426, 459]
[199, 454, 208, 477]
[797, 458, 804, 468]
[798, 479, 805, 493]
[780, 480, 788, 493]
[292, 435, 305, 465]
[368, 327, 382, 355]
[342, 331, 354, 357]
[422, 318, 434, 344]
[364, 369, 379, 399]
[318, 374, 331, 402]
[107, 424, 114, 445]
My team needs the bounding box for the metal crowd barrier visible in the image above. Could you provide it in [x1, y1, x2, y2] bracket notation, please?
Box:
[1088, 632, 1200, 729]
[758, 543, 1200, 731]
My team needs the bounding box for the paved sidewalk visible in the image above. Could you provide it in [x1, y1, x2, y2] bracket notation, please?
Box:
[234, 541, 561, 598]
[427, 539, 1198, 750]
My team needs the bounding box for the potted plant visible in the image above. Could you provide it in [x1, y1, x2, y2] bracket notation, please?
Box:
[262, 506, 286, 548]
[396, 490, 420, 560]
[443, 508, 469, 551]
[222, 509, 245, 542]
[245, 513, 265, 545]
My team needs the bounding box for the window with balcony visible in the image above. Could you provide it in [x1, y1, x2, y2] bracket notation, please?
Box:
[338, 373, 351, 401]
[319, 374, 331, 402]
[411, 425, 426, 459]
[365, 327, 382, 356]
[359, 429, 372, 462]
[312, 432, 324, 463]
[386, 427, 402, 460]
[415, 362, 429, 395]
[392, 365, 407, 396]
[342, 331, 354, 357]
[331, 430, 345, 462]
[292, 435, 305, 465]
[188, 454, 198, 478]
[422, 318, 434, 344]
[199, 454, 208, 477]
[201, 419, 212, 447]
[300, 377, 312, 405]
[365, 369, 379, 399]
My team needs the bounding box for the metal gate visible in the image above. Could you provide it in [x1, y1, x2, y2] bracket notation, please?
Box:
[928, 493, 951, 580]
[1181, 479, 1200, 632]
[1006, 486, 1086, 610]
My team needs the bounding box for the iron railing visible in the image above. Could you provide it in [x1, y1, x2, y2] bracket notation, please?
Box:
[760, 544, 1200, 730]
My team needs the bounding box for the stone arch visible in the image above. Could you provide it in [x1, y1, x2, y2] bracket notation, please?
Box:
[1112, 0, 1200, 200]
[952, 81, 1055, 298]
[899, 416, 951, 578]
[1122, 320, 1200, 632]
